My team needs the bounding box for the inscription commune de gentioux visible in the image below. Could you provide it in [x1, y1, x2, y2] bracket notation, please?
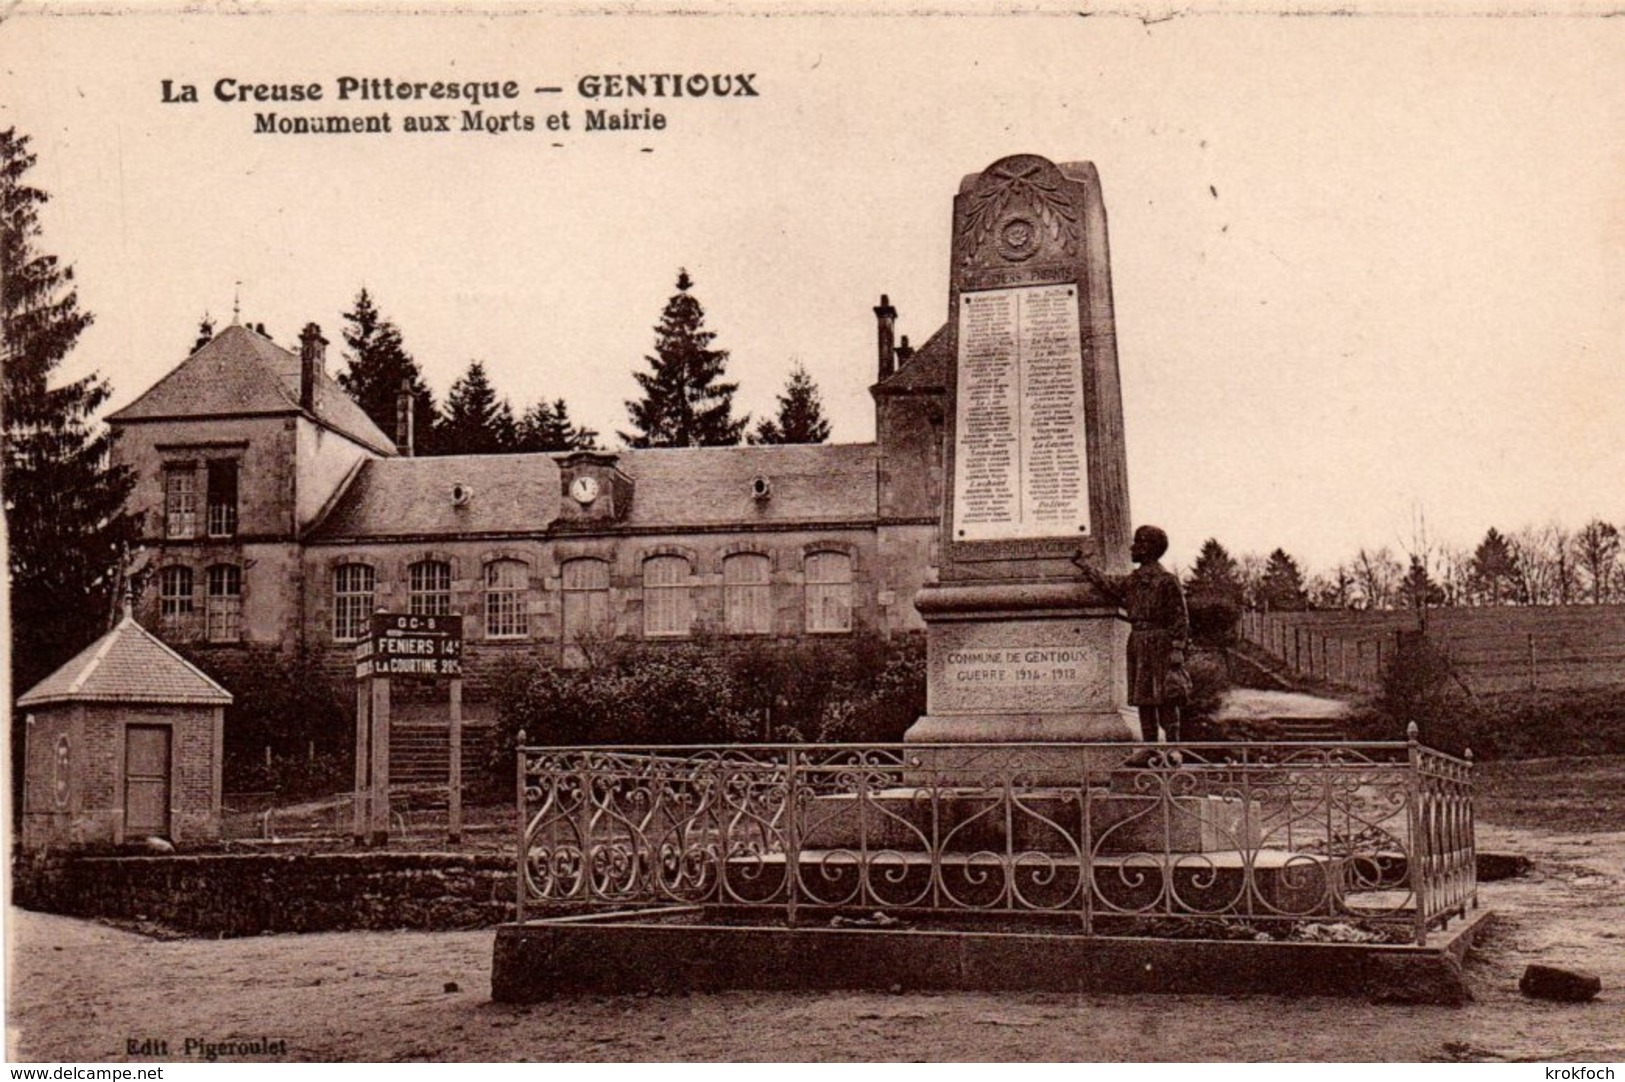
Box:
[943, 646, 1092, 686]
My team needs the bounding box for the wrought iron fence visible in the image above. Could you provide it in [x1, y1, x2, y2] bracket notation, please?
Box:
[515, 726, 1474, 944]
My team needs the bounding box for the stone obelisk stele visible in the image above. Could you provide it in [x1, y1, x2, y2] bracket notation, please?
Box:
[906, 154, 1135, 746]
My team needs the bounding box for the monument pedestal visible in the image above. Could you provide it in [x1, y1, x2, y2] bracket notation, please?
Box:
[907, 580, 1135, 746]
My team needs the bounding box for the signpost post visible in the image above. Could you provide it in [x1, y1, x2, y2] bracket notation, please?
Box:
[353, 612, 464, 846]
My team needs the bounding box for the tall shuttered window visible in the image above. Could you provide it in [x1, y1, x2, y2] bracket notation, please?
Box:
[723, 553, 773, 635]
[805, 551, 853, 634]
[642, 555, 692, 638]
[561, 558, 612, 667]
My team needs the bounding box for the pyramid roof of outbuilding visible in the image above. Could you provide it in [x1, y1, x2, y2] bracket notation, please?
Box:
[17, 615, 233, 707]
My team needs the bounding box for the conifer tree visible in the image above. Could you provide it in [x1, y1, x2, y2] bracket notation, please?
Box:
[337, 286, 437, 453]
[1187, 538, 1243, 603]
[1258, 548, 1309, 612]
[2, 127, 139, 696]
[1469, 527, 1522, 605]
[437, 359, 518, 454]
[1184, 538, 1245, 645]
[751, 361, 831, 445]
[622, 269, 747, 447]
[516, 398, 598, 453]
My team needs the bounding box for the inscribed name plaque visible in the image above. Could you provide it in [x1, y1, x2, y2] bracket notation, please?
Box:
[944, 646, 1093, 687]
[952, 283, 1091, 543]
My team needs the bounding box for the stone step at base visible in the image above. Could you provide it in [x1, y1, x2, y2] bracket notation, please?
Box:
[800, 788, 1260, 856]
[720, 848, 1345, 917]
[1271, 718, 1348, 740]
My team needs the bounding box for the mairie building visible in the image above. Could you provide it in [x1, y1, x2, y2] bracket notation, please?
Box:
[109, 298, 950, 723]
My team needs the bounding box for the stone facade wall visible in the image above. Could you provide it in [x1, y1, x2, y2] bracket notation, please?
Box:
[876, 391, 946, 524]
[13, 851, 516, 935]
[302, 522, 938, 704]
[114, 415, 299, 541]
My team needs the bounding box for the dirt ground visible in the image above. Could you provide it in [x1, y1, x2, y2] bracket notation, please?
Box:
[7, 756, 1624, 1063]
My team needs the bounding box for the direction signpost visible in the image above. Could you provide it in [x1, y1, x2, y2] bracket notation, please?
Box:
[353, 612, 465, 846]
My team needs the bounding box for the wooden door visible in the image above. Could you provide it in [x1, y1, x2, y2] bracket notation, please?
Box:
[124, 725, 171, 838]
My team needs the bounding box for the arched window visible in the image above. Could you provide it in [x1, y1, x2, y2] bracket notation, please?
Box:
[805, 551, 853, 634]
[561, 558, 612, 667]
[642, 555, 692, 638]
[159, 566, 194, 632]
[723, 552, 772, 635]
[484, 560, 529, 639]
[333, 564, 375, 642]
[409, 560, 452, 616]
[205, 564, 242, 643]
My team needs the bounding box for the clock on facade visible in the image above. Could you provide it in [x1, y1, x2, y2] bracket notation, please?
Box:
[569, 475, 601, 505]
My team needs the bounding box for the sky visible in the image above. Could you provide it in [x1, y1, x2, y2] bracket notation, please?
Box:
[2, 9, 1620, 574]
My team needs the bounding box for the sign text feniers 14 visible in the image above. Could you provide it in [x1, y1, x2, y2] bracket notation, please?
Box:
[354, 613, 463, 680]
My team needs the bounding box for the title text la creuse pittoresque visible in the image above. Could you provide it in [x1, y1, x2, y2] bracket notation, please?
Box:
[159, 74, 760, 136]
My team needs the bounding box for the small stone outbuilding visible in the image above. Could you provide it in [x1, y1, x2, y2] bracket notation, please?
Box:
[17, 612, 232, 850]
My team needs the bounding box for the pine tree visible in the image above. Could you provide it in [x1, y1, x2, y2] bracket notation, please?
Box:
[1470, 527, 1522, 605]
[336, 287, 437, 453]
[751, 361, 831, 445]
[516, 398, 598, 453]
[1184, 538, 1244, 645]
[1399, 554, 1446, 615]
[437, 360, 518, 454]
[1258, 548, 1309, 612]
[622, 269, 747, 447]
[2, 127, 140, 696]
[1187, 538, 1243, 603]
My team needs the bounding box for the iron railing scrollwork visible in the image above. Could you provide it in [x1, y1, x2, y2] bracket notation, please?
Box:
[515, 737, 1475, 944]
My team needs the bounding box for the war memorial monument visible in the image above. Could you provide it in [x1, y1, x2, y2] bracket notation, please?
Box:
[491, 154, 1485, 1002]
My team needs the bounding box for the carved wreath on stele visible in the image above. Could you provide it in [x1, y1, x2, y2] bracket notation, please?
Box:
[960, 157, 1083, 268]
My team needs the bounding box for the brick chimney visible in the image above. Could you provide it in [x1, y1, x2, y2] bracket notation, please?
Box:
[873, 294, 898, 380]
[298, 323, 327, 413]
[894, 334, 914, 366]
[396, 377, 415, 457]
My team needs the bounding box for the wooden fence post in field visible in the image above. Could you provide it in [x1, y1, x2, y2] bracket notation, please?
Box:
[1528, 632, 1538, 690]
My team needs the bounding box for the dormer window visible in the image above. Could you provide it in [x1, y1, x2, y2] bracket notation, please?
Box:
[206, 460, 239, 538]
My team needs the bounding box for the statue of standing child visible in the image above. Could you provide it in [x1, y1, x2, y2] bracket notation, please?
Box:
[1074, 525, 1191, 744]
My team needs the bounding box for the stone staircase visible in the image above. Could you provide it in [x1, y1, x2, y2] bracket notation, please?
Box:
[389, 722, 497, 788]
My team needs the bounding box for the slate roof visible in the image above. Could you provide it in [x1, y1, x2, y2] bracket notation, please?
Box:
[876, 323, 950, 392]
[305, 443, 880, 541]
[617, 443, 878, 529]
[306, 454, 564, 539]
[17, 615, 233, 707]
[108, 323, 397, 455]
